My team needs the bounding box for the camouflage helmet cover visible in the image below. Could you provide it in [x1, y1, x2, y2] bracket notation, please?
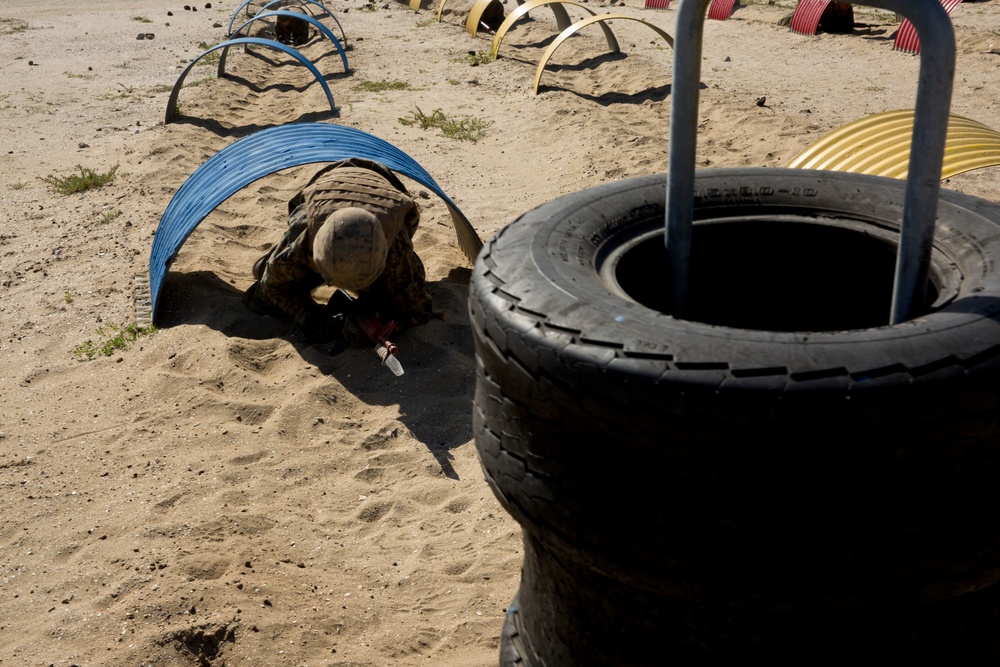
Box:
[312, 207, 388, 291]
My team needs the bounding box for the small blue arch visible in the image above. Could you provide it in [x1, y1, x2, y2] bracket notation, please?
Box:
[164, 38, 336, 125]
[225, 11, 350, 74]
[147, 123, 482, 322]
[228, 0, 340, 41]
[256, 0, 347, 47]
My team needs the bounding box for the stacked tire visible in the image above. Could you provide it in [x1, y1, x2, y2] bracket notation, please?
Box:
[470, 169, 1000, 662]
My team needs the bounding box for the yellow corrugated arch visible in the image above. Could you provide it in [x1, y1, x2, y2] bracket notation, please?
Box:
[490, 0, 599, 57]
[468, 0, 583, 38]
[532, 14, 674, 95]
[787, 110, 1000, 180]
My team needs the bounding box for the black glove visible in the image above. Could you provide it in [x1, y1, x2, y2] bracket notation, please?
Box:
[323, 289, 359, 316]
[302, 311, 345, 345]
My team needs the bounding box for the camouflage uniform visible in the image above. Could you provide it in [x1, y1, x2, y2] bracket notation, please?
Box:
[244, 159, 433, 345]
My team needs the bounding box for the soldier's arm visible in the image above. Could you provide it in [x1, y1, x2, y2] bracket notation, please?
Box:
[259, 234, 324, 327]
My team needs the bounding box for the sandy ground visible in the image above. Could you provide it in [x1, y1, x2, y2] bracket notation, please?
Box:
[1, 0, 999, 664]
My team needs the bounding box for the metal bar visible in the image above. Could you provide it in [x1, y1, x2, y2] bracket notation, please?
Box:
[665, 0, 955, 324]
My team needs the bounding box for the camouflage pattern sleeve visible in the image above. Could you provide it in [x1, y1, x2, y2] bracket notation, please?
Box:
[257, 208, 325, 327]
[360, 229, 433, 329]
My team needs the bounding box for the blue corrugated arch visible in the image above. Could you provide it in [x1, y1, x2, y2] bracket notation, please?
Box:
[147, 123, 482, 323]
[224, 12, 350, 75]
[228, 0, 336, 37]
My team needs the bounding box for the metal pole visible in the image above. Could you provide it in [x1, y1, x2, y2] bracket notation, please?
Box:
[665, 0, 955, 325]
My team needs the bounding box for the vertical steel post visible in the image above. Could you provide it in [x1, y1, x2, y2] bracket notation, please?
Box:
[665, 0, 955, 324]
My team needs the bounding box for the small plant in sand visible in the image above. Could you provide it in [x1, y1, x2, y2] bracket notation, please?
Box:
[64, 291, 74, 305]
[25, 103, 57, 116]
[132, 15, 153, 23]
[73, 323, 157, 360]
[465, 49, 495, 65]
[185, 75, 215, 88]
[101, 209, 123, 223]
[41, 165, 119, 195]
[357, 79, 413, 93]
[196, 41, 221, 65]
[115, 61, 132, 69]
[0, 19, 29, 35]
[398, 107, 492, 142]
[8, 181, 27, 190]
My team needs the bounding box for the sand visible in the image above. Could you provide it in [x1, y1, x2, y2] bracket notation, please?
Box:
[1, 0, 999, 664]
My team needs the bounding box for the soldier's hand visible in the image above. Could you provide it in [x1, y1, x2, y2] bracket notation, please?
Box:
[302, 312, 344, 345]
[323, 289, 358, 316]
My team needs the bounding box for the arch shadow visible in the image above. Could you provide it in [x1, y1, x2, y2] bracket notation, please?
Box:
[158, 268, 475, 478]
[165, 38, 337, 125]
[567, 80, 674, 106]
[533, 14, 674, 95]
[490, 0, 600, 56]
[169, 110, 337, 135]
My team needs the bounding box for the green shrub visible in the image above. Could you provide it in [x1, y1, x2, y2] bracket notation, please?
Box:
[41, 165, 119, 195]
[398, 107, 492, 142]
[73, 323, 157, 360]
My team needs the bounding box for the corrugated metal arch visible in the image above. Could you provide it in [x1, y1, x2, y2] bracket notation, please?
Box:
[227, 11, 349, 73]
[532, 14, 674, 94]
[895, 0, 963, 53]
[146, 123, 481, 323]
[467, 0, 577, 37]
[787, 109, 1000, 180]
[789, 0, 832, 35]
[228, 0, 332, 37]
[707, 0, 737, 20]
[164, 38, 336, 124]
[490, 0, 599, 57]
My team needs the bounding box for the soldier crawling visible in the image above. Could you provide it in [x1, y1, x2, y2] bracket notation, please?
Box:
[274, 10, 310, 45]
[243, 159, 434, 346]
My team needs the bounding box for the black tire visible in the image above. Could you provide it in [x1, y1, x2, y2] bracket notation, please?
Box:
[471, 169, 1000, 662]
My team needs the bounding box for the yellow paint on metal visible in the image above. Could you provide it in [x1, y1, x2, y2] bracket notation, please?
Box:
[410, 0, 421, 11]
[468, 0, 570, 37]
[490, 0, 597, 58]
[532, 14, 673, 95]
[436, 0, 448, 22]
[788, 109, 1000, 181]
[466, 0, 492, 35]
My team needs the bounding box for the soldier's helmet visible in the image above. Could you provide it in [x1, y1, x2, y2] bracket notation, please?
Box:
[312, 207, 388, 292]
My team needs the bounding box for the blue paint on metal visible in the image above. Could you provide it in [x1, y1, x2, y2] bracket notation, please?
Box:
[164, 37, 336, 125]
[228, 0, 337, 38]
[258, 0, 347, 46]
[148, 123, 481, 323]
[228, 11, 349, 73]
